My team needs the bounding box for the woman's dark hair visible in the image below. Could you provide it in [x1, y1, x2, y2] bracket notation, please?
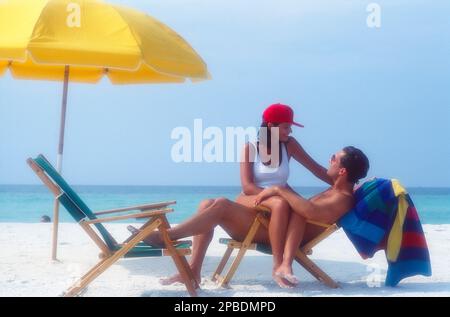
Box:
[340, 146, 370, 183]
[257, 122, 283, 166]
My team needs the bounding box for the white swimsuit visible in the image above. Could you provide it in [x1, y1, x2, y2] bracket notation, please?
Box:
[251, 142, 290, 188]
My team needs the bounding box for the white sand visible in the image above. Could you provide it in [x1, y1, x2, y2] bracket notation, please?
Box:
[0, 223, 448, 297]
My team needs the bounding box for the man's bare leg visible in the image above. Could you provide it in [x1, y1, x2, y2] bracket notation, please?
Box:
[130, 198, 275, 285]
[160, 199, 216, 285]
[128, 197, 233, 246]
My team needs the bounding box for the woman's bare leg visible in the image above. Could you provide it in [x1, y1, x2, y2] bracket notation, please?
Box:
[236, 194, 294, 288]
[274, 212, 306, 284]
[275, 214, 326, 285]
[266, 198, 290, 270]
[236, 195, 289, 269]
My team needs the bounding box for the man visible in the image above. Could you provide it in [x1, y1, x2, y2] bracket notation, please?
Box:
[253, 146, 369, 284]
[128, 146, 369, 288]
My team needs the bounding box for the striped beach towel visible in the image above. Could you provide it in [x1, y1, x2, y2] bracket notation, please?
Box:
[338, 178, 432, 286]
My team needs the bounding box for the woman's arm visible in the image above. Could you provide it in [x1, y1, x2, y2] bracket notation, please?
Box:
[287, 137, 332, 185]
[240, 143, 264, 195]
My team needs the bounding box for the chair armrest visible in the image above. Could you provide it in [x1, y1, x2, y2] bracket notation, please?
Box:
[85, 208, 173, 224]
[93, 200, 176, 216]
[306, 220, 335, 228]
[254, 205, 271, 213]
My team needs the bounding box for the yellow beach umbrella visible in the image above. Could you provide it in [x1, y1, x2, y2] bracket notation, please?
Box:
[0, 0, 209, 260]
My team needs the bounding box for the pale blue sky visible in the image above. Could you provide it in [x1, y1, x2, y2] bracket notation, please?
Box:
[1, 0, 449, 187]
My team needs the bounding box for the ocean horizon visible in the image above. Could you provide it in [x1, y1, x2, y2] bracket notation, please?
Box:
[1, 184, 449, 224]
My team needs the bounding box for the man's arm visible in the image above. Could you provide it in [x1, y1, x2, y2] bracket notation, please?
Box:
[258, 187, 315, 218]
[255, 186, 352, 224]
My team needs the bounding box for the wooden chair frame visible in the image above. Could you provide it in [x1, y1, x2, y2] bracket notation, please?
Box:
[28, 156, 198, 297]
[212, 207, 340, 289]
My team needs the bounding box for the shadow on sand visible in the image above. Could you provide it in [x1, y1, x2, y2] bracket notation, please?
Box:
[118, 254, 443, 297]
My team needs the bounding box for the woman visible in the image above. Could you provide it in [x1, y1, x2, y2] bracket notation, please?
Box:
[235, 103, 331, 287]
[128, 103, 331, 288]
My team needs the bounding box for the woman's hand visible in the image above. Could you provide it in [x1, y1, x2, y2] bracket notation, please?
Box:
[254, 186, 280, 206]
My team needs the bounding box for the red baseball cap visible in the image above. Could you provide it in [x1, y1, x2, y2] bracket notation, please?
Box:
[262, 103, 304, 127]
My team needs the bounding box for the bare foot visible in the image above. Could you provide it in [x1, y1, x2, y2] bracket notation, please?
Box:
[272, 273, 295, 289]
[127, 225, 164, 248]
[159, 273, 201, 288]
[274, 265, 299, 285]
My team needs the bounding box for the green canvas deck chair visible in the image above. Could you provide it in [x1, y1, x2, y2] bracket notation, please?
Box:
[28, 154, 198, 297]
[212, 206, 339, 288]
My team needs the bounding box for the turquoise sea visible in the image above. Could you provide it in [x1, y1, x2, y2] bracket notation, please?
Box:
[0, 185, 449, 224]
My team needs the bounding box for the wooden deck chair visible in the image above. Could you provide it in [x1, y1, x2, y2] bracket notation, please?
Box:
[212, 206, 340, 288]
[28, 154, 198, 297]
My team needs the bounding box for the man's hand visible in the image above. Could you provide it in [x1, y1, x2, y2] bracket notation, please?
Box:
[254, 186, 280, 206]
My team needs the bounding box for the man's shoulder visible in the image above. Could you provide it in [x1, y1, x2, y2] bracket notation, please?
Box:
[316, 189, 354, 209]
[332, 189, 354, 203]
[331, 190, 355, 216]
[314, 190, 354, 223]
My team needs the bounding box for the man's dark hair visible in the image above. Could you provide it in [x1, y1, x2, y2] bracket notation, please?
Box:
[341, 146, 370, 184]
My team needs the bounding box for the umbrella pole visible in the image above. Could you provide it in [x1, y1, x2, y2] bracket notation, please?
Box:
[52, 65, 70, 261]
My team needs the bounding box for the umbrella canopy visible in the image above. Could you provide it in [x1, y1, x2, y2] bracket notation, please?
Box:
[0, 0, 209, 260]
[0, 0, 208, 83]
